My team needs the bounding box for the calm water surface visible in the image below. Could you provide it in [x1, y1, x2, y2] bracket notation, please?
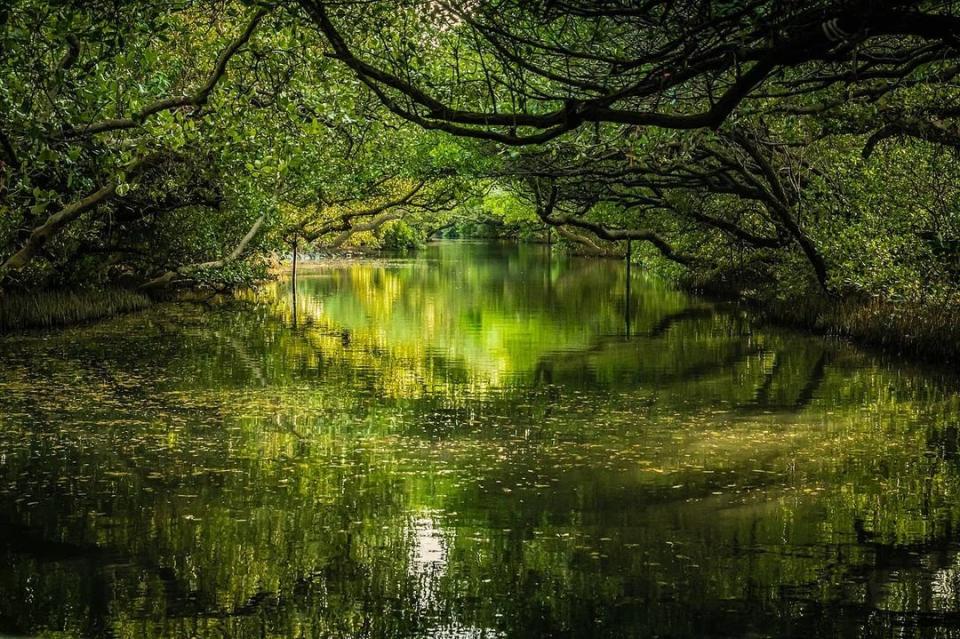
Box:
[1, 242, 960, 638]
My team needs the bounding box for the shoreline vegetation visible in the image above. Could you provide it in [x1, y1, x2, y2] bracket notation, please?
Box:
[758, 295, 960, 366]
[0, 289, 152, 332]
[3, 246, 954, 368]
[2, 3, 958, 371]
[679, 270, 960, 365]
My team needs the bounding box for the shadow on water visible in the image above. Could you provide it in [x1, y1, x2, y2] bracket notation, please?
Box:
[1, 241, 960, 637]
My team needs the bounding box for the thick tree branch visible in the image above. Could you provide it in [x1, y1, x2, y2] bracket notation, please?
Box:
[0, 155, 162, 281]
[140, 214, 266, 292]
[554, 225, 611, 256]
[862, 117, 960, 159]
[728, 132, 831, 290]
[62, 8, 269, 138]
[301, 180, 429, 242]
[326, 211, 402, 248]
[299, 1, 960, 146]
[536, 184, 700, 266]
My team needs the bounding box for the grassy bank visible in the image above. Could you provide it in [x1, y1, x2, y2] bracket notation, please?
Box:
[0, 289, 152, 332]
[758, 295, 960, 364]
[676, 267, 960, 364]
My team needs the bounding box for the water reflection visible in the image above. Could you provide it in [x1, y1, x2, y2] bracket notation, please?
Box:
[0, 241, 959, 637]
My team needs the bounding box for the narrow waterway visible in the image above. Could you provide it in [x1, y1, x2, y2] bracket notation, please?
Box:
[1, 241, 959, 638]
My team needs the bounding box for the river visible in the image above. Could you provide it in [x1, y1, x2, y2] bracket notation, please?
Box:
[1, 241, 959, 638]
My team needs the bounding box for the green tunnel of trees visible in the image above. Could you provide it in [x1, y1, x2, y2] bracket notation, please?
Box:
[2, 0, 959, 351]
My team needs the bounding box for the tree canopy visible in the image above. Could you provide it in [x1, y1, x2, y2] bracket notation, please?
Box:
[1, 0, 959, 316]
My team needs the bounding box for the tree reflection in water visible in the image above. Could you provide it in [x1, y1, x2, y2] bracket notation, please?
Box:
[0, 242, 959, 638]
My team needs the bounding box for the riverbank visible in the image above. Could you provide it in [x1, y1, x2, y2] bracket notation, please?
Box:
[0, 289, 153, 332]
[4, 247, 957, 367]
[677, 269, 960, 364]
[757, 294, 960, 365]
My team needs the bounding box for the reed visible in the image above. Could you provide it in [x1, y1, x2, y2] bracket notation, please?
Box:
[761, 295, 960, 363]
[0, 289, 152, 331]
[678, 268, 960, 363]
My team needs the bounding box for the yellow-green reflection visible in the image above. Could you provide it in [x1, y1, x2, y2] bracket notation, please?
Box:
[0, 241, 959, 638]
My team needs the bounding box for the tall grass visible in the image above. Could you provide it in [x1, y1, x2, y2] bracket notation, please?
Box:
[680, 267, 960, 363]
[762, 295, 960, 363]
[0, 289, 152, 332]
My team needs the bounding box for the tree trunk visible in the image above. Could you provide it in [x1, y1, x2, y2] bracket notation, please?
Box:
[140, 214, 265, 292]
[0, 155, 160, 286]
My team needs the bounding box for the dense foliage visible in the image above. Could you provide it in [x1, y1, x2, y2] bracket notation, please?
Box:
[2, 1, 959, 352]
[0, 0, 479, 294]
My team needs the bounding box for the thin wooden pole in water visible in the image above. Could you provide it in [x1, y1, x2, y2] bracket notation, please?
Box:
[291, 239, 298, 329]
[291, 240, 298, 282]
[625, 239, 632, 337]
